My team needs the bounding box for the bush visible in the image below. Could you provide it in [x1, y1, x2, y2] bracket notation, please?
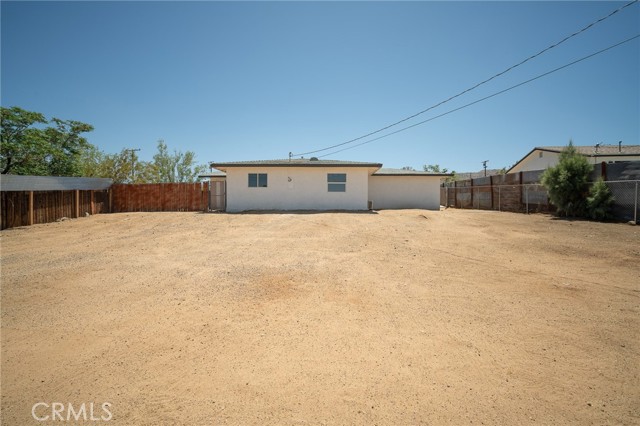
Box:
[541, 141, 592, 217]
[586, 178, 614, 221]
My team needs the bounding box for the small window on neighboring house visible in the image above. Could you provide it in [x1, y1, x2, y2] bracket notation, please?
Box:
[248, 173, 268, 188]
[539, 152, 544, 158]
[328, 173, 346, 192]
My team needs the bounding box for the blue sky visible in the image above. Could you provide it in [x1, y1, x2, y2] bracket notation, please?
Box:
[2, 1, 638, 172]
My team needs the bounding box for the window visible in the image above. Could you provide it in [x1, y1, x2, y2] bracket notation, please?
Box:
[327, 173, 346, 192]
[248, 173, 268, 188]
[539, 152, 544, 158]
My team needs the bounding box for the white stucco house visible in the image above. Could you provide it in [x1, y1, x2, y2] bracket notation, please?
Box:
[209, 159, 450, 212]
[507, 144, 640, 173]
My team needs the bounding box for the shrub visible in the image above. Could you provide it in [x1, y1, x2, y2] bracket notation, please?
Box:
[586, 178, 614, 221]
[541, 141, 592, 217]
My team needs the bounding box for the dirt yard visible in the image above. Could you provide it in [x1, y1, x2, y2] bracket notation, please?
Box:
[1, 209, 638, 425]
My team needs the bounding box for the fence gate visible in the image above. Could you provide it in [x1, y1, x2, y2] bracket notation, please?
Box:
[209, 180, 226, 211]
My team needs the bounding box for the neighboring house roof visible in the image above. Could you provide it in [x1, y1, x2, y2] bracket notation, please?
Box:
[372, 168, 452, 177]
[508, 145, 640, 173]
[535, 145, 640, 156]
[211, 159, 383, 171]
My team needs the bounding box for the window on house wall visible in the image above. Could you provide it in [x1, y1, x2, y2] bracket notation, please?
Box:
[327, 173, 346, 192]
[248, 173, 268, 188]
[539, 152, 544, 158]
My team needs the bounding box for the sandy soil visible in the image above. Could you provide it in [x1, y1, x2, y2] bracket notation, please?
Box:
[1, 209, 639, 425]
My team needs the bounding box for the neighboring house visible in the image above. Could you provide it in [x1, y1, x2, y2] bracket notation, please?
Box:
[209, 159, 450, 212]
[507, 144, 640, 173]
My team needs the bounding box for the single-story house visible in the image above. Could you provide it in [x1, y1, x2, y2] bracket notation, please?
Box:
[209, 159, 450, 212]
[507, 144, 640, 173]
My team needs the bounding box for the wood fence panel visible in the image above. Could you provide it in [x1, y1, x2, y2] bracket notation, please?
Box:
[1, 189, 109, 230]
[110, 183, 207, 213]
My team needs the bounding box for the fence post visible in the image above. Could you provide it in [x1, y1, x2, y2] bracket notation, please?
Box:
[490, 175, 494, 210]
[28, 191, 34, 226]
[470, 178, 474, 210]
[75, 190, 80, 218]
[525, 185, 529, 214]
[498, 186, 501, 212]
[635, 181, 638, 224]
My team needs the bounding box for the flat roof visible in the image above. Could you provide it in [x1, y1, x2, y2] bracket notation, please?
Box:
[211, 159, 383, 170]
[373, 168, 452, 177]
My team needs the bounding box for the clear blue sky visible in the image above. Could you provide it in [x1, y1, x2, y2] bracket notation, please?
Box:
[2, 1, 638, 172]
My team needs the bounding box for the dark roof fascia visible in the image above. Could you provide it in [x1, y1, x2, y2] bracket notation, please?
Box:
[582, 152, 640, 158]
[372, 172, 453, 177]
[211, 162, 383, 169]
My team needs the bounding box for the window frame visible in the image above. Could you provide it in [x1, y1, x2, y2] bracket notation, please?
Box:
[327, 173, 347, 192]
[248, 173, 268, 188]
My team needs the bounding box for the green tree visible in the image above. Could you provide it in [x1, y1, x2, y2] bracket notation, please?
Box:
[1, 106, 47, 174]
[423, 164, 448, 173]
[81, 141, 206, 183]
[80, 147, 155, 184]
[1, 106, 94, 176]
[42, 118, 94, 176]
[541, 141, 592, 217]
[586, 178, 614, 221]
[424, 164, 457, 182]
[151, 139, 206, 183]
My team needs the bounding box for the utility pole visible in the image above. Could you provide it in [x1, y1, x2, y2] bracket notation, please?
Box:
[482, 160, 489, 177]
[124, 148, 141, 183]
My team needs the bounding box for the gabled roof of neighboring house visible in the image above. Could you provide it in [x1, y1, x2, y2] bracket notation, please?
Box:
[210, 159, 383, 171]
[372, 168, 452, 177]
[507, 144, 640, 173]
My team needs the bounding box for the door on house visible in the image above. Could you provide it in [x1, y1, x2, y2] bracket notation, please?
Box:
[209, 180, 226, 211]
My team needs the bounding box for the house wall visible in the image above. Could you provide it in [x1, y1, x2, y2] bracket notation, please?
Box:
[368, 175, 441, 210]
[511, 150, 640, 173]
[224, 166, 371, 212]
[510, 151, 561, 173]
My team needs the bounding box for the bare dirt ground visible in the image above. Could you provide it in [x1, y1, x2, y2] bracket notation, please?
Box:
[1, 209, 639, 425]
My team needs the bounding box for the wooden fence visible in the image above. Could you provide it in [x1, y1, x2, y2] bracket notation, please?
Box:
[110, 183, 208, 213]
[440, 172, 553, 213]
[1, 178, 210, 230]
[1, 190, 110, 230]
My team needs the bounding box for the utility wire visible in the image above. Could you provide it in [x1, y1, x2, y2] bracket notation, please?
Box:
[291, 0, 638, 157]
[316, 34, 640, 159]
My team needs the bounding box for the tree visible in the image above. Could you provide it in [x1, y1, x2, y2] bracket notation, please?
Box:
[586, 178, 614, 221]
[423, 164, 448, 173]
[80, 147, 156, 184]
[401, 166, 415, 171]
[150, 139, 206, 183]
[424, 164, 457, 182]
[42, 118, 94, 176]
[540, 141, 592, 217]
[81, 140, 207, 183]
[1, 106, 94, 176]
[1, 106, 47, 174]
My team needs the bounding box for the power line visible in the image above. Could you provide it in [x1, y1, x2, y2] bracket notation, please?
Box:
[315, 34, 640, 159]
[291, 0, 638, 157]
